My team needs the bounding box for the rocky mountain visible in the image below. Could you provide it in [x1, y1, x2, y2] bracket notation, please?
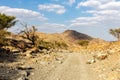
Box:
[62, 30, 93, 42]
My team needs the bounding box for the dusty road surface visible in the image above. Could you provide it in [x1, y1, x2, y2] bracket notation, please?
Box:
[29, 53, 99, 80]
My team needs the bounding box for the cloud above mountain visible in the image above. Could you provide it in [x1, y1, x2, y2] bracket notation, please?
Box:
[0, 6, 47, 21]
[70, 0, 120, 27]
[38, 4, 66, 14]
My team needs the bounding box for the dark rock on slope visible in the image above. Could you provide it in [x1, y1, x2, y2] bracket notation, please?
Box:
[62, 30, 93, 41]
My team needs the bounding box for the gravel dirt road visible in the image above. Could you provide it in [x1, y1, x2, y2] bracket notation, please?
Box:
[28, 52, 99, 80]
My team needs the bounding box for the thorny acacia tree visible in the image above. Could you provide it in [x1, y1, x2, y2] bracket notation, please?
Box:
[0, 13, 17, 30]
[0, 13, 17, 47]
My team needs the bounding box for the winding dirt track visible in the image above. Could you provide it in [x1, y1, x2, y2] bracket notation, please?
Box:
[29, 53, 98, 80]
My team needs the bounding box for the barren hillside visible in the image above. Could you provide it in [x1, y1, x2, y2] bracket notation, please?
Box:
[36, 30, 93, 50]
[0, 30, 120, 80]
[37, 30, 92, 41]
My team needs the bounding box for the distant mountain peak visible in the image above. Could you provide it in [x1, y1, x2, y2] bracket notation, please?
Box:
[63, 30, 77, 34]
[62, 30, 92, 40]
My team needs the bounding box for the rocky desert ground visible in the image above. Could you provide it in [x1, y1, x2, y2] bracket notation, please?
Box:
[0, 30, 120, 80]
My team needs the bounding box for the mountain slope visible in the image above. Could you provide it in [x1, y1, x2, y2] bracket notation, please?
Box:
[62, 30, 93, 42]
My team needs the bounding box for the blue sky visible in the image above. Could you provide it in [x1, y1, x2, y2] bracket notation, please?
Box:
[0, 0, 120, 41]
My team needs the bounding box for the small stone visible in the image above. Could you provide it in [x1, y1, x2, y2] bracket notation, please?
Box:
[40, 61, 48, 65]
[93, 52, 108, 60]
[30, 72, 34, 75]
[19, 71, 27, 77]
[86, 59, 96, 64]
[17, 76, 26, 80]
[99, 74, 107, 80]
[42, 49, 48, 53]
[26, 53, 32, 58]
[56, 60, 62, 64]
[107, 50, 115, 54]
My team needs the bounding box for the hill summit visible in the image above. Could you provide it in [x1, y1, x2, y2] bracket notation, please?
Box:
[62, 30, 93, 41]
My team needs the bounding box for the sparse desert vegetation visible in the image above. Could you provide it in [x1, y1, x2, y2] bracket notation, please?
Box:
[110, 28, 120, 40]
[77, 40, 89, 46]
[0, 13, 120, 80]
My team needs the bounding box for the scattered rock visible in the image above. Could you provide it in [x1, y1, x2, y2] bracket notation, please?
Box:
[86, 59, 96, 64]
[12, 49, 20, 53]
[17, 66, 34, 70]
[19, 71, 28, 76]
[26, 53, 32, 58]
[107, 50, 115, 54]
[42, 49, 48, 54]
[99, 74, 107, 80]
[57, 61, 63, 64]
[40, 61, 48, 65]
[17, 76, 26, 80]
[93, 52, 108, 60]
[30, 72, 34, 76]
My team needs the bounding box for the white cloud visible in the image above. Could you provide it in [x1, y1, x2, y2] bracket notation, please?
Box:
[43, 23, 66, 28]
[72, 0, 120, 28]
[99, 1, 120, 10]
[63, 0, 76, 6]
[76, 0, 116, 9]
[70, 16, 100, 27]
[38, 23, 67, 33]
[76, 0, 101, 9]
[68, 0, 76, 6]
[38, 4, 66, 14]
[0, 6, 47, 21]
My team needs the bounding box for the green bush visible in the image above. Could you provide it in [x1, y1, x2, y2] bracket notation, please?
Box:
[78, 40, 89, 46]
[0, 13, 17, 48]
[0, 13, 17, 29]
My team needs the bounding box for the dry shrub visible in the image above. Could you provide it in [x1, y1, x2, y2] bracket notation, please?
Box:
[77, 40, 89, 46]
[0, 30, 10, 48]
[20, 25, 38, 47]
[37, 40, 68, 50]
